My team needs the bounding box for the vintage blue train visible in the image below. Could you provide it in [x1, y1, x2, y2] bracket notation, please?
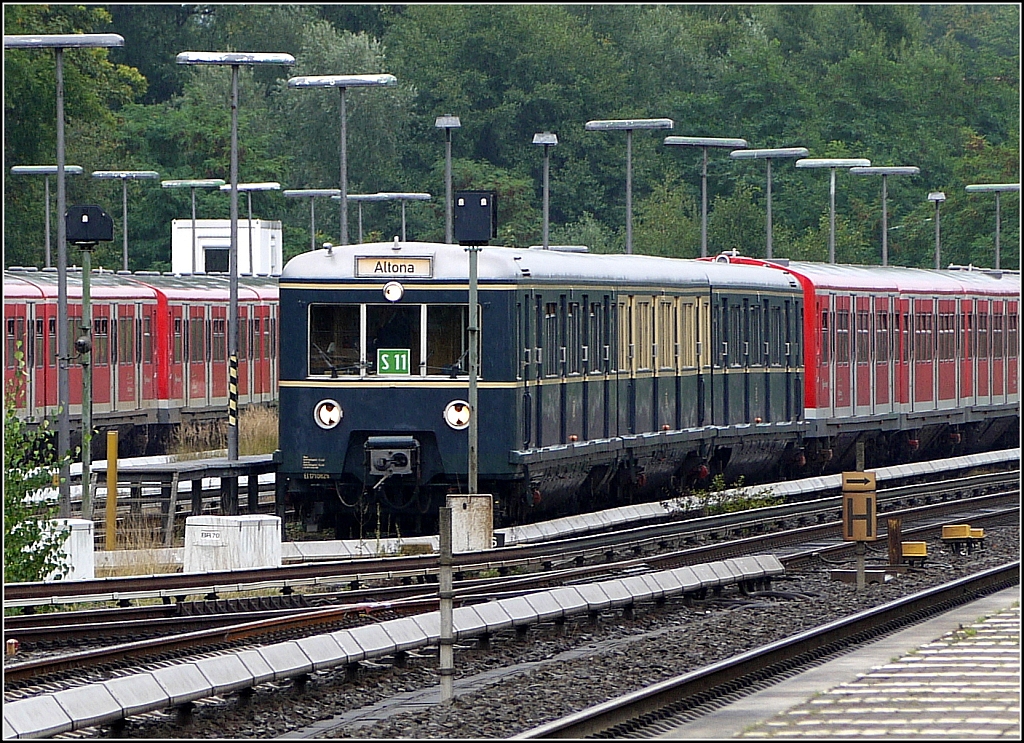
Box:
[274, 240, 1019, 537]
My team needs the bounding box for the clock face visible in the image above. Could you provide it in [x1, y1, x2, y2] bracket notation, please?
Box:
[314, 399, 342, 429]
[443, 400, 471, 430]
[383, 281, 404, 302]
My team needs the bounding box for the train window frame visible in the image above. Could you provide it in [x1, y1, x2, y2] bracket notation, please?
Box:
[94, 317, 109, 366]
[567, 301, 582, 376]
[634, 297, 653, 372]
[835, 308, 850, 365]
[875, 311, 889, 364]
[1007, 312, 1018, 360]
[656, 298, 675, 372]
[855, 309, 871, 364]
[35, 317, 45, 369]
[543, 301, 559, 377]
[679, 299, 697, 370]
[189, 315, 204, 364]
[914, 312, 933, 362]
[118, 314, 135, 366]
[992, 309, 1004, 360]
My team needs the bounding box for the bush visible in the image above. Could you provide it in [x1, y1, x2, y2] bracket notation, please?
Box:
[4, 348, 71, 584]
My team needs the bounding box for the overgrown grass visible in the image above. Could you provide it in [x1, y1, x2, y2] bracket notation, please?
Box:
[169, 405, 278, 457]
[96, 515, 179, 577]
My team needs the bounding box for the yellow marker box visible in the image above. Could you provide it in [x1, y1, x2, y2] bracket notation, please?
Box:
[901, 542, 928, 558]
[970, 528, 984, 540]
[941, 524, 972, 539]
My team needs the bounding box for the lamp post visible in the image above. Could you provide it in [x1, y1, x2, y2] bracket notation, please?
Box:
[288, 74, 397, 246]
[10, 165, 84, 268]
[220, 182, 280, 274]
[177, 51, 294, 463]
[335, 193, 390, 244]
[965, 183, 1020, 270]
[729, 148, 808, 260]
[795, 158, 871, 263]
[927, 192, 946, 269]
[585, 118, 674, 254]
[663, 136, 748, 257]
[283, 189, 340, 252]
[532, 133, 558, 250]
[5, 33, 124, 513]
[849, 166, 919, 266]
[377, 192, 432, 241]
[91, 170, 160, 271]
[161, 179, 226, 274]
[435, 115, 461, 244]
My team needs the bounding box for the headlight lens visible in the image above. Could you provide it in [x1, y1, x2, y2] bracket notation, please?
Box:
[313, 399, 343, 429]
[443, 399, 471, 430]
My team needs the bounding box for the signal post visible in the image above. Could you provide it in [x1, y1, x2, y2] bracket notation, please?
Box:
[841, 471, 877, 591]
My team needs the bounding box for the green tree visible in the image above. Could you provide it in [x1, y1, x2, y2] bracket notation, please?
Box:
[4, 351, 70, 584]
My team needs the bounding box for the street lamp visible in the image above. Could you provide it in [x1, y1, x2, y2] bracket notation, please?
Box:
[730, 147, 809, 259]
[288, 74, 398, 246]
[377, 192, 432, 241]
[91, 170, 160, 271]
[161, 179, 226, 274]
[220, 182, 280, 274]
[283, 189, 340, 252]
[5, 33, 124, 513]
[928, 192, 946, 269]
[663, 136, 748, 257]
[532, 133, 558, 250]
[435, 115, 461, 244]
[177, 51, 294, 464]
[849, 166, 919, 266]
[795, 158, 871, 263]
[341, 193, 390, 244]
[10, 165, 84, 268]
[965, 183, 1020, 270]
[585, 118, 674, 254]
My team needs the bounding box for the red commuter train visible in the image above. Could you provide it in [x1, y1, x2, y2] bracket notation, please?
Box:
[4, 267, 279, 454]
[708, 253, 1019, 468]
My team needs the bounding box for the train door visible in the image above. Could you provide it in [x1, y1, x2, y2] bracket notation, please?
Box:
[110, 304, 135, 411]
[5, 305, 30, 414]
[936, 298, 957, 410]
[237, 307, 249, 403]
[814, 294, 832, 420]
[1007, 300, 1019, 403]
[632, 294, 654, 433]
[210, 305, 228, 407]
[975, 300, 991, 405]
[186, 304, 208, 409]
[678, 296, 699, 428]
[698, 294, 711, 427]
[991, 300, 1006, 404]
[139, 302, 158, 410]
[518, 292, 533, 448]
[911, 298, 936, 412]
[67, 303, 83, 412]
[168, 304, 185, 406]
[960, 298, 975, 406]
[654, 296, 676, 430]
[853, 295, 871, 416]
[831, 294, 853, 418]
[91, 305, 112, 415]
[616, 294, 634, 434]
[583, 295, 610, 440]
[871, 296, 892, 415]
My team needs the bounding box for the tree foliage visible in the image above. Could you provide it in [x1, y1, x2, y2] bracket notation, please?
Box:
[3, 4, 1018, 270]
[4, 350, 70, 584]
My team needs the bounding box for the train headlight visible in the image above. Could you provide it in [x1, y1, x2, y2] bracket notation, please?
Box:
[313, 399, 343, 429]
[382, 281, 404, 302]
[443, 400, 471, 430]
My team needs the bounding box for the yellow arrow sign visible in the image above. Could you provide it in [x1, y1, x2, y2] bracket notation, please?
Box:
[842, 471, 876, 492]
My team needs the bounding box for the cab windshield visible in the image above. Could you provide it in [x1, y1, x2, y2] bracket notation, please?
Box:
[308, 303, 473, 377]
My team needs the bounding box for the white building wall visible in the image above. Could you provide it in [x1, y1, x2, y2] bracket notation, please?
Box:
[171, 218, 283, 276]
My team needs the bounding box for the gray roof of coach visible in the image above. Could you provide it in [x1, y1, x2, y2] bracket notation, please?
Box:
[280, 241, 799, 293]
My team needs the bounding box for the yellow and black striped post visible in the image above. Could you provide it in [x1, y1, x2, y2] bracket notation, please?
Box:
[228, 353, 239, 430]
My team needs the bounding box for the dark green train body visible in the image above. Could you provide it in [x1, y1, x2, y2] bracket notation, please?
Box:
[275, 241, 806, 536]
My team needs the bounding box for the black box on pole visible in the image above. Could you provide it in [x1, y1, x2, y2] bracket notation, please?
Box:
[454, 191, 497, 244]
[66, 205, 114, 244]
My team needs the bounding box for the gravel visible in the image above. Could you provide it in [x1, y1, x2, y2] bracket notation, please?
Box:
[64, 524, 1019, 739]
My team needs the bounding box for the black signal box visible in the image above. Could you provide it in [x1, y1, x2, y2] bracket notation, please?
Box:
[66, 205, 114, 244]
[454, 191, 497, 244]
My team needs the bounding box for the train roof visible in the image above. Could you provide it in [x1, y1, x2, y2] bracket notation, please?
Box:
[708, 254, 1021, 298]
[280, 241, 802, 293]
[3, 268, 278, 302]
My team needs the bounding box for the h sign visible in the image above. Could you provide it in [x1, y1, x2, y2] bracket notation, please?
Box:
[377, 348, 410, 375]
[842, 492, 877, 541]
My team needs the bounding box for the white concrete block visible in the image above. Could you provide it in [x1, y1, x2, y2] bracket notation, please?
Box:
[447, 494, 493, 553]
[44, 519, 94, 581]
[183, 515, 281, 573]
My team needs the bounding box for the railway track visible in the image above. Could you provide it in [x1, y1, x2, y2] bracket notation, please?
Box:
[5, 489, 1016, 693]
[514, 562, 1020, 739]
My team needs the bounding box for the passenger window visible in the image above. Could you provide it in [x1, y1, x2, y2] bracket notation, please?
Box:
[426, 305, 469, 376]
[309, 304, 360, 376]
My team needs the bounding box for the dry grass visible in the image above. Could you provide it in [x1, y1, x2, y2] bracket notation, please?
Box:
[96, 515, 179, 577]
[169, 405, 278, 457]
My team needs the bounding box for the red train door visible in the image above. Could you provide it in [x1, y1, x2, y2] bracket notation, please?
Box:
[237, 307, 249, 402]
[114, 304, 136, 410]
[91, 305, 112, 415]
[186, 304, 208, 408]
[894, 298, 911, 413]
[1007, 300, 1018, 401]
[991, 300, 1006, 403]
[140, 303, 159, 408]
[853, 295, 871, 416]
[871, 296, 892, 414]
[976, 300, 991, 404]
[832, 294, 853, 417]
[168, 305, 185, 405]
[936, 298, 957, 409]
[209, 305, 227, 407]
[911, 298, 935, 411]
[5, 306, 30, 412]
[959, 298, 975, 406]
[67, 303, 83, 410]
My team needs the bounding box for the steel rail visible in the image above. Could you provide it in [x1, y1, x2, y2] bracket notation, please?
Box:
[514, 562, 1021, 739]
[4, 471, 1017, 609]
